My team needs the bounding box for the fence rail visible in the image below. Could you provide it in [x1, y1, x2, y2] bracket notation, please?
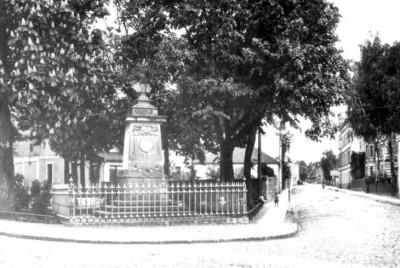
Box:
[350, 179, 365, 191]
[349, 178, 396, 196]
[51, 179, 248, 225]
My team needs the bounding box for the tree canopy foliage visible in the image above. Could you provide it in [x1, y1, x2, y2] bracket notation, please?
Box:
[115, 0, 350, 181]
[0, 0, 350, 188]
[347, 36, 400, 181]
[320, 150, 337, 181]
[348, 37, 400, 139]
[0, 0, 113, 188]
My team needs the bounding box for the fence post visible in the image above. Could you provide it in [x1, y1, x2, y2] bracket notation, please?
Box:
[68, 178, 75, 223]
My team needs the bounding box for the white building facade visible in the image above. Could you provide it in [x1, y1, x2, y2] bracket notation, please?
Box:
[338, 119, 365, 188]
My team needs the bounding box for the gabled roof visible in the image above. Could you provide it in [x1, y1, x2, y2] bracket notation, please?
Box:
[197, 147, 279, 165]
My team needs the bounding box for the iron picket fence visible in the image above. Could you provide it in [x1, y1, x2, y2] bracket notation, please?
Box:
[51, 179, 248, 225]
[350, 179, 366, 192]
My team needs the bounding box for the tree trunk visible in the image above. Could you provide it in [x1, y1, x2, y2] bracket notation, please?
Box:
[71, 161, 78, 185]
[64, 158, 70, 183]
[374, 141, 380, 179]
[257, 129, 263, 196]
[244, 128, 257, 180]
[387, 135, 397, 196]
[244, 128, 257, 209]
[0, 7, 14, 198]
[280, 135, 286, 189]
[219, 138, 235, 182]
[79, 154, 85, 188]
[163, 138, 170, 177]
[89, 160, 93, 185]
[0, 100, 14, 197]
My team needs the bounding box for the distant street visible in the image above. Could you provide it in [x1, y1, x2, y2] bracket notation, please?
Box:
[0, 184, 399, 268]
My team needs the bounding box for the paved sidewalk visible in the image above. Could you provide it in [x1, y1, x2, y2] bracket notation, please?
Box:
[327, 186, 400, 206]
[0, 189, 297, 244]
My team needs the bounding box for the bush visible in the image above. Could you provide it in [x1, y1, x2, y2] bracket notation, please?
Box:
[206, 166, 219, 180]
[234, 167, 244, 180]
[30, 180, 41, 199]
[31, 180, 52, 215]
[364, 176, 375, 184]
[13, 174, 30, 211]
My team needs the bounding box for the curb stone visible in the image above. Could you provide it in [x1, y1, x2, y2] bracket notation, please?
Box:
[328, 187, 400, 207]
[0, 188, 296, 244]
[0, 223, 298, 244]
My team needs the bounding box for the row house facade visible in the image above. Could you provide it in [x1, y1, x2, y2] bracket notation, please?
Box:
[14, 138, 280, 190]
[338, 118, 365, 188]
[13, 138, 122, 190]
[364, 136, 398, 179]
[338, 116, 398, 189]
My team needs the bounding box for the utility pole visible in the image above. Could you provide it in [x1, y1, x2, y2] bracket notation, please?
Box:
[258, 128, 263, 197]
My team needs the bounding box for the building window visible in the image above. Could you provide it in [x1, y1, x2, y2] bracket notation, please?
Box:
[347, 151, 351, 165]
[47, 163, 53, 184]
[369, 145, 374, 157]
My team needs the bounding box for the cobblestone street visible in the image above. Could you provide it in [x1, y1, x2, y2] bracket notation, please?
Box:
[0, 184, 399, 268]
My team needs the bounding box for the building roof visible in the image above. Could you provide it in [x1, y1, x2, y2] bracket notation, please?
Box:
[330, 170, 339, 177]
[97, 152, 123, 162]
[197, 147, 279, 165]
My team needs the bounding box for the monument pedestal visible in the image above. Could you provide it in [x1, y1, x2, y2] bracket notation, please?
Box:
[118, 82, 167, 187]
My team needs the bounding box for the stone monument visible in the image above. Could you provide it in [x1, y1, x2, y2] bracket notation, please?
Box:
[118, 82, 167, 186]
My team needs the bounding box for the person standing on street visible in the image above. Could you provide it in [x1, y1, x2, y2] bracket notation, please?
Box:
[274, 192, 279, 207]
[322, 180, 325, 190]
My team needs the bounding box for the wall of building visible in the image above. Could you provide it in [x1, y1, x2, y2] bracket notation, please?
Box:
[14, 156, 64, 189]
[338, 120, 365, 188]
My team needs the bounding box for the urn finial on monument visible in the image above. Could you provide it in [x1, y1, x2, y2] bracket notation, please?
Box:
[119, 82, 167, 186]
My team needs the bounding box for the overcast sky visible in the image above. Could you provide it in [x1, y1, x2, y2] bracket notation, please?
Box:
[279, 0, 400, 164]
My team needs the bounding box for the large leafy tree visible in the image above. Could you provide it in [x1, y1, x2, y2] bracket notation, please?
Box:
[45, 29, 126, 186]
[320, 150, 337, 181]
[280, 131, 293, 188]
[163, 0, 349, 181]
[112, 0, 217, 173]
[114, 0, 349, 182]
[348, 37, 400, 193]
[298, 160, 313, 181]
[0, 0, 109, 192]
